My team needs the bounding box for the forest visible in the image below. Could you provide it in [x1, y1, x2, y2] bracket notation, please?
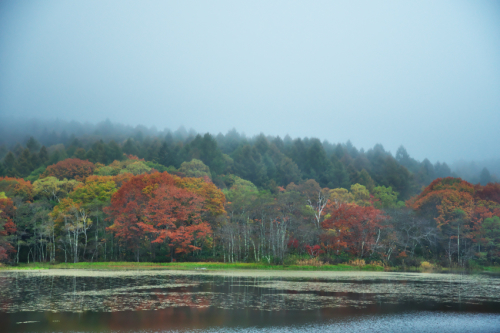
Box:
[0, 120, 499, 268]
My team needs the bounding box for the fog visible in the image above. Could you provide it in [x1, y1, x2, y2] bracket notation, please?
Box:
[1, 0, 499, 163]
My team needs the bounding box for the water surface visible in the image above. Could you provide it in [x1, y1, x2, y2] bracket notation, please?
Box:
[1, 269, 499, 332]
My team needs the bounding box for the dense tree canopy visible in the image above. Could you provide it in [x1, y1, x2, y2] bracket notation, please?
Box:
[0, 127, 498, 268]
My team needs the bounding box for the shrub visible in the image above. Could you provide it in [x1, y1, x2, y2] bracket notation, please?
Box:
[348, 259, 366, 267]
[369, 260, 385, 267]
[466, 260, 482, 270]
[420, 261, 435, 271]
[284, 254, 309, 265]
[297, 257, 324, 266]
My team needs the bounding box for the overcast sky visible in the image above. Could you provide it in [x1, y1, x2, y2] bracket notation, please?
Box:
[1, 1, 499, 163]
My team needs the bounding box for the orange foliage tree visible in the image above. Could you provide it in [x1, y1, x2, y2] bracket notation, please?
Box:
[412, 177, 475, 228]
[0, 177, 33, 201]
[321, 203, 386, 258]
[143, 185, 210, 255]
[175, 176, 226, 217]
[410, 177, 500, 265]
[42, 158, 96, 181]
[106, 172, 222, 261]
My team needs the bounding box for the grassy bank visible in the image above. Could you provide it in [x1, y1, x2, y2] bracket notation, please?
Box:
[0, 261, 384, 272]
[1, 262, 498, 272]
[482, 266, 500, 272]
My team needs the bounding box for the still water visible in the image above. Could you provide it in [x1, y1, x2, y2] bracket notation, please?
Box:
[0, 269, 499, 332]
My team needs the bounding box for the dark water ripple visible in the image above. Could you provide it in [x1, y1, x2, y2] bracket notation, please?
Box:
[0, 270, 499, 332]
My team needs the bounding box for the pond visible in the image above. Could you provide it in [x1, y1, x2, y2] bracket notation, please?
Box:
[1, 269, 500, 332]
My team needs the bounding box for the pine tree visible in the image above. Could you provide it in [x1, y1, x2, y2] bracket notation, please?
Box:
[3, 152, 16, 171]
[39, 146, 49, 166]
[480, 167, 492, 186]
[26, 137, 41, 152]
[106, 141, 123, 162]
[16, 149, 33, 177]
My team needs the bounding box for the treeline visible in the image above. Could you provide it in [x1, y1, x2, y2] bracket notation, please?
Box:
[0, 136, 499, 267]
[1, 118, 496, 187]
[0, 157, 499, 268]
[0, 128, 462, 201]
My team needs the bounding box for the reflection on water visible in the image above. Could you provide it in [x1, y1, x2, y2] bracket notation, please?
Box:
[170, 313, 500, 333]
[0, 270, 499, 332]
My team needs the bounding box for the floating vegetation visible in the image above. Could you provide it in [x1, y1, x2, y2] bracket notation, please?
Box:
[0, 270, 499, 314]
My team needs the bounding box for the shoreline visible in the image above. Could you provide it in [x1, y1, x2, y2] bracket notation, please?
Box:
[1, 261, 498, 273]
[0, 261, 383, 272]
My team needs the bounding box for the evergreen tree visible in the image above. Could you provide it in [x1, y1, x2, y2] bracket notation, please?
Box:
[232, 144, 266, 186]
[288, 138, 307, 173]
[186, 134, 226, 175]
[73, 148, 87, 160]
[106, 140, 123, 162]
[480, 167, 492, 185]
[30, 151, 40, 170]
[38, 146, 49, 166]
[123, 138, 138, 156]
[254, 134, 269, 155]
[17, 149, 33, 177]
[26, 137, 41, 152]
[3, 152, 16, 172]
[92, 140, 107, 164]
[415, 158, 436, 187]
[357, 169, 376, 192]
[158, 142, 170, 166]
[395, 145, 420, 173]
[85, 149, 95, 163]
[434, 162, 452, 179]
[0, 145, 7, 160]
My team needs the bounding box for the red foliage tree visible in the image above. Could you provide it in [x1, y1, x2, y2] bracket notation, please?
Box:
[475, 183, 500, 205]
[42, 158, 96, 181]
[0, 197, 17, 262]
[304, 244, 324, 257]
[105, 172, 176, 260]
[143, 185, 210, 254]
[321, 203, 386, 258]
[106, 172, 215, 260]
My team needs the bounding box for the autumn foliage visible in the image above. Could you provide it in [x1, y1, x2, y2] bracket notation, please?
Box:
[143, 185, 210, 254]
[106, 172, 223, 257]
[70, 175, 117, 204]
[175, 176, 226, 217]
[42, 158, 96, 181]
[411, 177, 495, 232]
[475, 183, 500, 205]
[322, 203, 386, 257]
[0, 197, 17, 261]
[409, 177, 500, 265]
[0, 177, 33, 201]
[304, 244, 324, 257]
[0, 141, 499, 266]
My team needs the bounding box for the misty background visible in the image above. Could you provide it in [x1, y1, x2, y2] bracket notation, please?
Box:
[1, 1, 500, 170]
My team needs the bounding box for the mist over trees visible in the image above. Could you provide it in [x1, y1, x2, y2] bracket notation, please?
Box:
[1, 118, 499, 268]
[3, 117, 495, 192]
